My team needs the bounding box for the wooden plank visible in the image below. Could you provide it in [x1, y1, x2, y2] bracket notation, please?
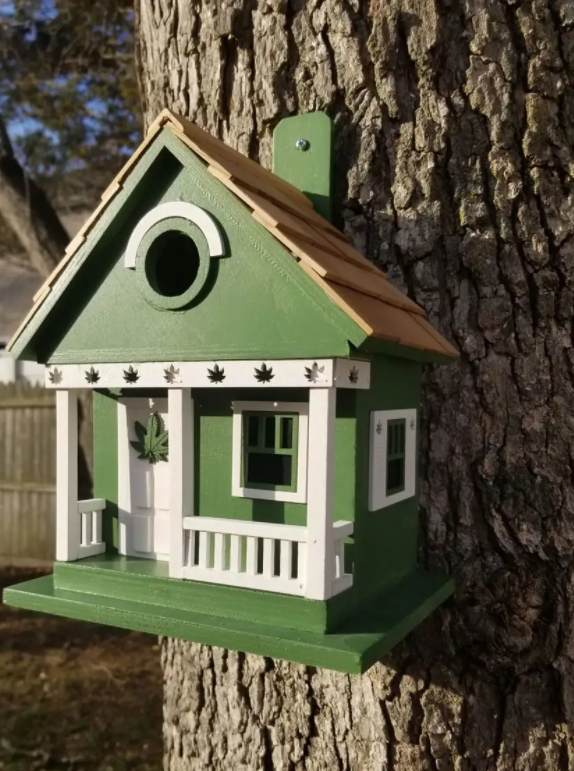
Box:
[411, 314, 459, 357]
[305, 387, 336, 601]
[328, 283, 451, 354]
[169, 388, 194, 578]
[0, 481, 55, 494]
[56, 390, 79, 562]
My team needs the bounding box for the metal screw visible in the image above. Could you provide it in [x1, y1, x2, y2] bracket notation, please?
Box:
[295, 138, 310, 151]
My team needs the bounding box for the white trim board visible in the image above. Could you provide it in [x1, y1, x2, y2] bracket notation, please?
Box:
[44, 358, 371, 390]
[369, 408, 418, 511]
[231, 400, 309, 504]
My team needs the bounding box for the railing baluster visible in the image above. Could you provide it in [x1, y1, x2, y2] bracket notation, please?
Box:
[263, 538, 273, 577]
[214, 533, 225, 570]
[246, 537, 257, 575]
[230, 534, 241, 573]
[81, 510, 91, 547]
[198, 531, 209, 568]
[334, 538, 343, 578]
[279, 540, 292, 580]
[93, 510, 102, 545]
[297, 542, 306, 582]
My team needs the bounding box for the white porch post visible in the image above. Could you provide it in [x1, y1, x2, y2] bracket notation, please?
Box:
[305, 387, 336, 600]
[169, 388, 194, 578]
[56, 389, 79, 561]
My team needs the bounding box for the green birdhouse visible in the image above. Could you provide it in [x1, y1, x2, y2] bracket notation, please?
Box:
[3, 110, 457, 674]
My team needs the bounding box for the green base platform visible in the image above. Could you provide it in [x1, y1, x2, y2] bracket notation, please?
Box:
[3, 557, 453, 673]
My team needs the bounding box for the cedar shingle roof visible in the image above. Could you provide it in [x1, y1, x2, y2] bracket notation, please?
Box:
[8, 109, 457, 359]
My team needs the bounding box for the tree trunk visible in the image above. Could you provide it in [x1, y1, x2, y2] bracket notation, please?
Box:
[136, 1, 574, 768]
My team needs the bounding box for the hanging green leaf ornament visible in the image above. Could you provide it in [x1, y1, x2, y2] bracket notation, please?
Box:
[130, 412, 169, 464]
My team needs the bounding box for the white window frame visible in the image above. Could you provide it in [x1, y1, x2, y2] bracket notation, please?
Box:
[232, 400, 309, 503]
[369, 408, 417, 511]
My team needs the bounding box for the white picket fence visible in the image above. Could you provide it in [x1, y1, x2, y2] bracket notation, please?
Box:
[181, 515, 353, 598]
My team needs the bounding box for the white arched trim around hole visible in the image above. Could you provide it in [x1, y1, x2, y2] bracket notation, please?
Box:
[124, 202, 225, 269]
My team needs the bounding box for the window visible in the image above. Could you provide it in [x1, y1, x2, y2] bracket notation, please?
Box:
[369, 409, 417, 511]
[243, 412, 298, 490]
[232, 401, 309, 503]
[386, 419, 406, 495]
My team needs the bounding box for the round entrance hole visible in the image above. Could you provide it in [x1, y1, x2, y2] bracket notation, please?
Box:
[146, 231, 200, 297]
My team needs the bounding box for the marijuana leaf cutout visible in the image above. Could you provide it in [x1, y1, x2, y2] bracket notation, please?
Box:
[207, 364, 225, 383]
[254, 363, 274, 383]
[129, 412, 169, 464]
[85, 367, 100, 384]
[349, 366, 359, 384]
[48, 368, 63, 385]
[123, 365, 139, 383]
[304, 362, 324, 383]
[376, 420, 383, 435]
[163, 364, 180, 384]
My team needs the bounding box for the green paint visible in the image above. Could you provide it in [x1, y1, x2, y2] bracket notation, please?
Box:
[273, 113, 334, 222]
[13, 130, 364, 365]
[352, 355, 424, 604]
[130, 412, 169, 464]
[3, 568, 454, 674]
[93, 390, 119, 553]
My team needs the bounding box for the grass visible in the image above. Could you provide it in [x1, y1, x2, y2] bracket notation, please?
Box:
[0, 568, 163, 771]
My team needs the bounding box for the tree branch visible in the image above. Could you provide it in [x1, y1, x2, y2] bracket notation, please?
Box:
[0, 112, 69, 278]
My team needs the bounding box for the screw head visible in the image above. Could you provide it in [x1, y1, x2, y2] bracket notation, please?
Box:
[295, 138, 310, 151]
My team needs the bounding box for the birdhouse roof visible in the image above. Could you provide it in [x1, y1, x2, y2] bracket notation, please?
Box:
[8, 109, 457, 361]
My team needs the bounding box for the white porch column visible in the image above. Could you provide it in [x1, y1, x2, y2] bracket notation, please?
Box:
[169, 388, 194, 578]
[305, 387, 336, 600]
[56, 389, 79, 561]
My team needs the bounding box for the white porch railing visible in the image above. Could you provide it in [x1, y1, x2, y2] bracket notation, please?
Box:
[77, 498, 106, 559]
[181, 515, 353, 598]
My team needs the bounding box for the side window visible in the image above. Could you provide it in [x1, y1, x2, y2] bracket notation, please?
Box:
[242, 412, 299, 491]
[386, 419, 406, 495]
[369, 409, 417, 511]
[232, 401, 309, 503]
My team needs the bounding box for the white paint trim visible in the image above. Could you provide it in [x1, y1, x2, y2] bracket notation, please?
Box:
[117, 396, 170, 559]
[56, 390, 79, 561]
[305, 388, 336, 600]
[124, 201, 225, 268]
[182, 515, 307, 542]
[231, 400, 309, 503]
[169, 389, 193, 578]
[44, 358, 370, 390]
[369, 408, 418, 511]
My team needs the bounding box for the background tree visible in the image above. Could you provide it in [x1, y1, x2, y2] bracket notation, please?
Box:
[0, 0, 141, 493]
[136, 1, 574, 769]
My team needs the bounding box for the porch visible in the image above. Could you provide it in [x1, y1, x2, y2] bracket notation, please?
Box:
[56, 382, 355, 602]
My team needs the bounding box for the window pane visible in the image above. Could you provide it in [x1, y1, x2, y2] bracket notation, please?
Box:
[387, 458, 405, 494]
[280, 417, 293, 449]
[247, 453, 292, 486]
[248, 415, 259, 447]
[264, 416, 276, 448]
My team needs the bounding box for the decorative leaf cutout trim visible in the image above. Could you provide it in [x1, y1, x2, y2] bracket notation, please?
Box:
[349, 366, 359, 384]
[304, 362, 324, 383]
[207, 364, 225, 383]
[163, 364, 180, 383]
[254, 363, 274, 383]
[129, 412, 169, 464]
[85, 367, 100, 384]
[48, 368, 63, 385]
[123, 365, 139, 383]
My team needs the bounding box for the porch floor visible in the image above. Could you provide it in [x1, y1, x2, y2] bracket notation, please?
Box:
[3, 555, 454, 673]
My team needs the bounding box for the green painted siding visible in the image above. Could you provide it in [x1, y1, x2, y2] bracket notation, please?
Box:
[21, 131, 364, 365]
[93, 390, 119, 553]
[353, 354, 423, 604]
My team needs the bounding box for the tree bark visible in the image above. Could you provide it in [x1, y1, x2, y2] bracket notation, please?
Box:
[136, 1, 574, 768]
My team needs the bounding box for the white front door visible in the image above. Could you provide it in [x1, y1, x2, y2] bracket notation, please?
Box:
[118, 397, 170, 560]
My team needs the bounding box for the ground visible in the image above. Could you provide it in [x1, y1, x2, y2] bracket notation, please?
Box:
[0, 568, 163, 771]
